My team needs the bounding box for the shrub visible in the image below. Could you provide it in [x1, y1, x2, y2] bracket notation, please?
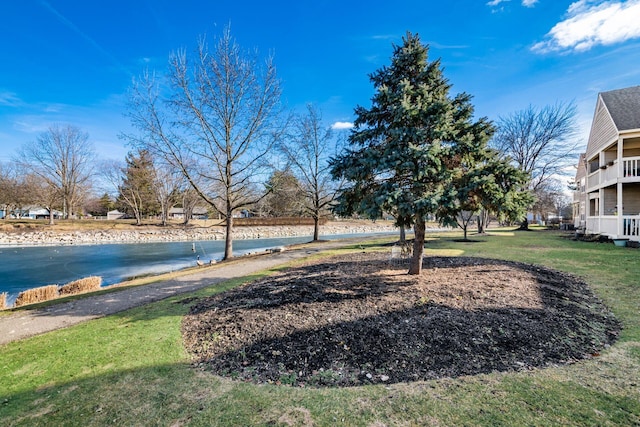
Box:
[59, 276, 102, 296]
[0, 292, 7, 310]
[14, 285, 60, 307]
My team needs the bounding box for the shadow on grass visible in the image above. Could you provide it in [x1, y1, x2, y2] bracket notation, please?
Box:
[3, 359, 639, 427]
[0, 363, 255, 426]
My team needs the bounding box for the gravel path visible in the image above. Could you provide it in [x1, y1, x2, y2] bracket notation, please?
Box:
[0, 239, 367, 345]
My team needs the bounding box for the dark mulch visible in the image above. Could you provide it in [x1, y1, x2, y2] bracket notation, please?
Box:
[181, 253, 620, 387]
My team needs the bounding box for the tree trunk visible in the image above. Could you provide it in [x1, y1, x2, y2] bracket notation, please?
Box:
[224, 209, 233, 260]
[399, 226, 406, 243]
[48, 209, 55, 226]
[518, 217, 529, 230]
[313, 216, 319, 241]
[477, 211, 484, 234]
[408, 218, 425, 275]
[182, 201, 194, 226]
[463, 224, 468, 240]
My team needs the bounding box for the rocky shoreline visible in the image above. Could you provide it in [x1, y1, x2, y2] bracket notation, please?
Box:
[0, 223, 406, 246]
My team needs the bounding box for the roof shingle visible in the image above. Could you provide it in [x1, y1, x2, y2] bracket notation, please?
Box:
[600, 85, 640, 131]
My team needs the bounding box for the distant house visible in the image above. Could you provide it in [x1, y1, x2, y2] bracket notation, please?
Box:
[0, 206, 63, 219]
[168, 207, 209, 220]
[28, 207, 62, 220]
[574, 85, 640, 241]
[107, 210, 126, 220]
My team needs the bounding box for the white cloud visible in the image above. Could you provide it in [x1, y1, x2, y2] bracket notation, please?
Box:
[488, 0, 537, 9]
[370, 34, 397, 41]
[532, 0, 640, 53]
[0, 91, 23, 107]
[331, 121, 354, 130]
[14, 120, 50, 134]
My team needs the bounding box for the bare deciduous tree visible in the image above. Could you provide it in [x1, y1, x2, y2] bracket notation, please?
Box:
[532, 179, 570, 222]
[179, 186, 203, 225]
[153, 162, 182, 226]
[492, 102, 577, 229]
[99, 159, 135, 221]
[23, 173, 61, 225]
[0, 162, 17, 218]
[124, 26, 284, 259]
[280, 104, 342, 241]
[16, 124, 95, 222]
[0, 162, 32, 219]
[492, 102, 578, 192]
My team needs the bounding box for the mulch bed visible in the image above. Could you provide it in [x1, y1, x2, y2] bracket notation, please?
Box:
[181, 253, 620, 387]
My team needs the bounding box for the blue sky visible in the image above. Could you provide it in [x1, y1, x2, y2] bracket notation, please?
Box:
[1, 0, 640, 163]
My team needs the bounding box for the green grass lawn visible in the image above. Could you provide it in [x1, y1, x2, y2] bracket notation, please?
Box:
[1, 228, 639, 426]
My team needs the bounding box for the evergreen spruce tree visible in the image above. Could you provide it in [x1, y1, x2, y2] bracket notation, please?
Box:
[97, 193, 114, 215]
[331, 32, 494, 274]
[118, 149, 159, 225]
[437, 149, 533, 240]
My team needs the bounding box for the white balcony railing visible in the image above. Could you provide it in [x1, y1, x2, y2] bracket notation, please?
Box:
[587, 171, 599, 189]
[586, 156, 640, 190]
[599, 216, 618, 236]
[623, 215, 640, 237]
[623, 157, 640, 178]
[604, 162, 618, 182]
[573, 192, 582, 202]
[588, 215, 640, 238]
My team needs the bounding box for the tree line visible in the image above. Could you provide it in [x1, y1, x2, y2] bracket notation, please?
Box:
[0, 27, 576, 268]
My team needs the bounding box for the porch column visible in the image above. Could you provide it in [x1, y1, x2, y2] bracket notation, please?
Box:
[618, 181, 623, 236]
[599, 188, 603, 232]
[617, 137, 624, 237]
[617, 136, 623, 172]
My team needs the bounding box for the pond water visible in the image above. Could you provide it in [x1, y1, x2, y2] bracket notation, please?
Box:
[0, 233, 390, 305]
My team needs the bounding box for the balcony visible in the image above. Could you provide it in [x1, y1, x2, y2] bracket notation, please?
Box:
[623, 157, 640, 178]
[586, 156, 640, 190]
[586, 215, 640, 240]
[573, 191, 582, 203]
[623, 215, 640, 238]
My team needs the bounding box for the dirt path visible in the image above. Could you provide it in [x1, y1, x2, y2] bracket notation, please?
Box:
[0, 238, 368, 346]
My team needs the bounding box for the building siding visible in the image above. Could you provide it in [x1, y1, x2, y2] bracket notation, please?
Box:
[585, 97, 619, 160]
[625, 185, 640, 215]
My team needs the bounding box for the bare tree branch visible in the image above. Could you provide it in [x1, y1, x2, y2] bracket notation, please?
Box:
[492, 102, 578, 192]
[123, 25, 284, 259]
[280, 104, 344, 240]
[15, 124, 95, 221]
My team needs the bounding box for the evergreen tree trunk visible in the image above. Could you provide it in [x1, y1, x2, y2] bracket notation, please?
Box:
[409, 218, 425, 275]
[518, 217, 529, 230]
